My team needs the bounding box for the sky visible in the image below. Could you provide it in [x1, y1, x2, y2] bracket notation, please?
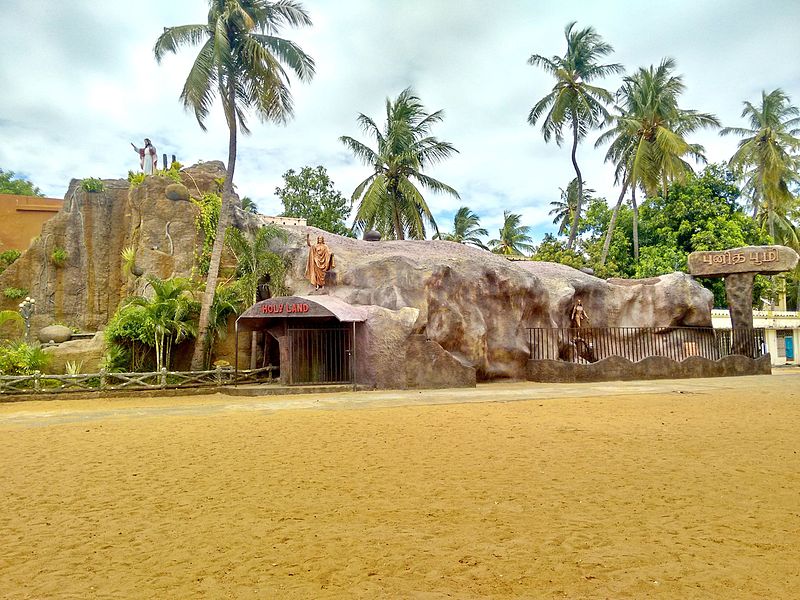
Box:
[1, 0, 799, 242]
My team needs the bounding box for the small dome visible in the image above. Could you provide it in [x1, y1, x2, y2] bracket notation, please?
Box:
[363, 230, 382, 242]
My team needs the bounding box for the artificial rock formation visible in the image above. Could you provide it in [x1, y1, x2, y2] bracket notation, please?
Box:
[0, 163, 718, 386]
[274, 227, 714, 381]
[0, 162, 257, 332]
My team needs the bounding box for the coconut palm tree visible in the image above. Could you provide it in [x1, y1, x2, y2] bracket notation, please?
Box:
[528, 22, 622, 250]
[435, 206, 488, 249]
[595, 58, 720, 263]
[489, 210, 534, 256]
[549, 178, 595, 237]
[241, 196, 258, 214]
[154, 0, 315, 369]
[720, 89, 800, 239]
[226, 225, 289, 304]
[340, 87, 460, 240]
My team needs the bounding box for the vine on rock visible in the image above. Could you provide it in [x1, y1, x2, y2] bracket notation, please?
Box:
[191, 192, 221, 276]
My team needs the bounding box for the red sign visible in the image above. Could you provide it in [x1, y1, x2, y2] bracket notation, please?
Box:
[260, 302, 310, 314]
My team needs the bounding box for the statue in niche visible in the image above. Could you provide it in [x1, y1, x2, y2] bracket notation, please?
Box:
[305, 233, 335, 291]
[570, 298, 590, 329]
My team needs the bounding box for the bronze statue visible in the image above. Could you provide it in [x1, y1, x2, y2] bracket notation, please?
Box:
[306, 233, 335, 290]
[570, 298, 589, 328]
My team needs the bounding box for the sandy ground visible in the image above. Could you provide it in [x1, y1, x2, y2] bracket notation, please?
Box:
[1, 374, 799, 599]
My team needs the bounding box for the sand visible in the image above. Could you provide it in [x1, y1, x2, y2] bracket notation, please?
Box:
[0, 374, 799, 599]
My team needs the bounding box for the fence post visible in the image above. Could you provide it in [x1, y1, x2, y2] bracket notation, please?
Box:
[33, 370, 41, 392]
[99, 368, 107, 390]
[160, 367, 167, 388]
[215, 365, 223, 385]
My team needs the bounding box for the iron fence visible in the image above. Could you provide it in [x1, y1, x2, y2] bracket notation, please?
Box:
[527, 327, 766, 363]
[0, 365, 277, 396]
[288, 327, 352, 385]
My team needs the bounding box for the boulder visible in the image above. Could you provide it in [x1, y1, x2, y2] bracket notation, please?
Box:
[165, 183, 190, 201]
[43, 332, 105, 374]
[37, 324, 72, 344]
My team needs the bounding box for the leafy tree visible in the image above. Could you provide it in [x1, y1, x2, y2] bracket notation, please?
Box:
[490, 210, 534, 256]
[435, 206, 488, 249]
[276, 166, 352, 236]
[0, 169, 43, 197]
[530, 233, 586, 269]
[340, 87, 459, 240]
[528, 21, 622, 249]
[596, 58, 720, 261]
[155, 0, 315, 370]
[549, 178, 595, 237]
[720, 88, 800, 239]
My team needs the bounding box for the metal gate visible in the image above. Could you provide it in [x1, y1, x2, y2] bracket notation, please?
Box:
[288, 327, 352, 384]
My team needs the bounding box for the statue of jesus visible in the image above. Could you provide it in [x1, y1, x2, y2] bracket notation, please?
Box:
[305, 233, 335, 290]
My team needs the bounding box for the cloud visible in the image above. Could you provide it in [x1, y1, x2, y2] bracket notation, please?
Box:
[0, 0, 798, 249]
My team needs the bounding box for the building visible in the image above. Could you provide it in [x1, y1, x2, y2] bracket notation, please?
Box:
[0, 194, 63, 252]
[712, 309, 799, 365]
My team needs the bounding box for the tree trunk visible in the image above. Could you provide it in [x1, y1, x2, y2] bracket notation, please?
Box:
[600, 178, 629, 267]
[566, 118, 583, 251]
[631, 186, 639, 261]
[390, 180, 404, 240]
[190, 84, 238, 370]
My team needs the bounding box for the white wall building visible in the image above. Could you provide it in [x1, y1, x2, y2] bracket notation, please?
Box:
[711, 309, 799, 366]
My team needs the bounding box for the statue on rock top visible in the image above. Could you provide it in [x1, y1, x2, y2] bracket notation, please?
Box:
[131, 138, 158, 175]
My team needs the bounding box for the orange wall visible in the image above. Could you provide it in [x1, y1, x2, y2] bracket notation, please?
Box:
[0, 194, 63, 252]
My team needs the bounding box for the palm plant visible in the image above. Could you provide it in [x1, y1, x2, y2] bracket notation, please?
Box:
[549, 178, 595, 237]
[127, 276, 201, 371]
[225, 225, 289, 304]
[154, 0, 315, 369]
[226, 224, 289, 369]
[528, 21, 622, 250]
[596, 58, 720, 263]
[340, 87, 460, 240]
[0, 310, 23, 336]
[490, 210, 534, 256]
[720, 89, 800, 239]
[205, 282, 244, 367]
[436, 206, 488, 249]
[241, 196, 259, 214]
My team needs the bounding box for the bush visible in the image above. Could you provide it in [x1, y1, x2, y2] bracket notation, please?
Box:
[127, 171, 146, 188]
[0, 341, 49, 375]
[50, 247, 68, 267]
[3, 287, 27, 300]
[0, 250, 21, 276]
[81, 178, 105, 193]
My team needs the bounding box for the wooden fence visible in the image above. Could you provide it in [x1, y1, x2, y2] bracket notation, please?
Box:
[0, 365, 277, 395]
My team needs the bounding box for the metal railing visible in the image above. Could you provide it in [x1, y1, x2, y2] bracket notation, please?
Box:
[0, 365, 277, 396]
[527, 327, 766, 363]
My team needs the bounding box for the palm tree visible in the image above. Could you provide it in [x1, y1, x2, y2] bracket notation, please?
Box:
[241, 196, 258, 214]
[226, 224, 289, 369]
[435, 206, 488, 249]
[490, 210, 534, 256]
[340, 88, 460, 240]
[549, 178, 595, 237]
[206, 283, 244, 367]
[720, 89, 800, 239]
[528, 21, 622, 250]
[154, 0, 315, 370]
[596, 58, 720, 263]
[127, 276, 201, 371]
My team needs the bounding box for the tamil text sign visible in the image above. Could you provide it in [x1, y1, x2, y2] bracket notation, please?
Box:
[688, 245, 798, 277]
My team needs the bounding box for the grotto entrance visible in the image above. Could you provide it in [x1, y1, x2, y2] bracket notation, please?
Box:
[235, 296, 366, 386]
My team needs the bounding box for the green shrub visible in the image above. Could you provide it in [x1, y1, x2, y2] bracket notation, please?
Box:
[100, 343, 131, 373]
[0, 341, 49, 375]
[191, 192, 221, 275]
[81, 178, 105, 193]
[127, 171, 146, 188]
[0, 250, 20, 276]
[3, 287, 27, 300]
[50, 247, 68, 267]
[121, 246, 137, 276]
